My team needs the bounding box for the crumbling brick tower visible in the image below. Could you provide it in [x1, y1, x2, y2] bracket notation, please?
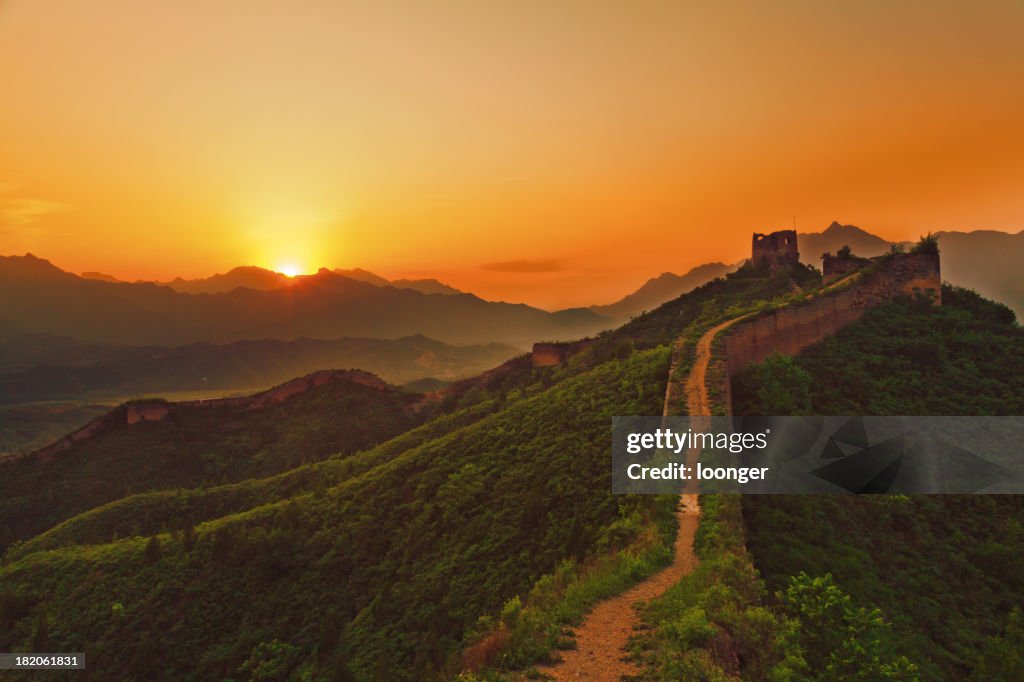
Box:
[751, 230, 799, 270]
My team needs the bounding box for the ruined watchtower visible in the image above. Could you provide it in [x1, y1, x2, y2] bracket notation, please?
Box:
[751, 230, 799, 270]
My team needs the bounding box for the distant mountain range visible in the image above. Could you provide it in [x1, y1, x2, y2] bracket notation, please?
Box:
[801, 222, 1024, 317]
[589, 222, 1024, 320]
[585, 223, 900, 322]
[589, 262, 738, 320]
[0, 256, 608, 348]
[332, 268, 463, 295]
[0, 333, 517, 405]
[795, 221, 893, 262]
[7, 223, 1023, 348]
[83, 264, 464, 296]
[915, 230, 1024, 319]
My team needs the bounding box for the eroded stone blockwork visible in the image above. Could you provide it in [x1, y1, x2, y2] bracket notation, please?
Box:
[751, 230, 799, 270]
[530, 339, 597, 367]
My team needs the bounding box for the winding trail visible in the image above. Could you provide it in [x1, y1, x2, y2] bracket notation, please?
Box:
[538, 315, 748, 681]
[683, 316, 748, 419]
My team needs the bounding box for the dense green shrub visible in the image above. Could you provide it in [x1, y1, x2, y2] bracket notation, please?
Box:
[735, 284, 1024, 679]
[0, 349, 671, 681]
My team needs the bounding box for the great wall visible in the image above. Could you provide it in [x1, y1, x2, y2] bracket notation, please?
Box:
[29, 369, 391, 461]
[714, 248, 940, 413]
[530, 339, 597, 367]
[540, 229, 942, 680]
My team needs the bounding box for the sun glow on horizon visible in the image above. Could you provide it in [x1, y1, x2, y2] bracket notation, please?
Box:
[3, 3, 1024, 308]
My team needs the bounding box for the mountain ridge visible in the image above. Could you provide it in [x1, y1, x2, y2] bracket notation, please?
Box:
[80, 263, 467, 298]
[592, 222, 1024, 320]
[589, 262, 738, 320]
[5, 221, 1022, 353]
[0, 255, 609, 347]
[27, 368, 398, 463]
[0, 332, 518, 404]
[0, 366, 428, 550]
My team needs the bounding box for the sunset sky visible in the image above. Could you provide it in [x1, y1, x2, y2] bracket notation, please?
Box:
[2, 1, 1023, 309]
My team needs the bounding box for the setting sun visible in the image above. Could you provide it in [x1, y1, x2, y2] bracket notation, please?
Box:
[278, 264, 302, 278]
[2, 2, 1024, 310]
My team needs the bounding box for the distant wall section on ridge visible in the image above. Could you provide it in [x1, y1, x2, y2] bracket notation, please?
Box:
[531, 339, 597, 367]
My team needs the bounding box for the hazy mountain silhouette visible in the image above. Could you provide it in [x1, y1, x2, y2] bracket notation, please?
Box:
[333, 268, 463, 295]
[0, 255, 608, 347]
[5, 221, 1020, 355]
[80, 271, 121, 283]
[0, 332, 516, 404]
[798, 221, 893, 261]
[390, 277, 462, 295]
[164, 265, 292, 293]
[156, 264, 463, 296]
[801, 222, 1024, 316]
[593, 221, 1023, 319]
[590, 262, 737, 321]
[331, 267, 390, 287]
[932, 229, 1024, 318]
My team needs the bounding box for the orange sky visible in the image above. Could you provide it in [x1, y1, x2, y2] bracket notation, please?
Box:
[2, 1, 1023, 309]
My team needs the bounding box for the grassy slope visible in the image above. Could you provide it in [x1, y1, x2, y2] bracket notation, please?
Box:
[734, 286, 1023, 416]
[455, 267, 823, 680]
[0, 348, 669, 681]
[0, 403, 110, 456]
[0, 378, 424, 552]
[0, 266, 816, 682]
[11, 401, 498, 558]
[734, 286, 1024, 679]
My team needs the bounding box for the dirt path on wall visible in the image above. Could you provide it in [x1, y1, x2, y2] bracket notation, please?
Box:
[683, 316, 747, 420]
[535, 497, 700, 681]
[538, 317, 746, 681]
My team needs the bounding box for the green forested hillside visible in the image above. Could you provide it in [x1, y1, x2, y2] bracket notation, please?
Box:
[0, 348, 669, 680]
[10, 402, 500, 559]
[0, 264, 861, 682]
[7, 266, 1019, 682]
[0, 403, 109, 456]
[733, 286, 1024, 416]
[733, 286, 1024, 680]
[604, 261, 819, 351]
[0, 265, 793, 680]
[0, 373, 424, 552]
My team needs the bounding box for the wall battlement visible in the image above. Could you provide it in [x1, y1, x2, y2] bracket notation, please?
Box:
[751, 230, 799, 270]
[821, 252, 873, 284]
[531, 339, 596, 367]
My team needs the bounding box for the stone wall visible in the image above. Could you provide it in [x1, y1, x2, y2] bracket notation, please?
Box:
[718, 251, 940, 413]
[752, 230, 800, 270]
[530, 339, 597, 367]
[821, 254, 872, 284]
[29, 370, 389, 460]
[125, 402, 170, 424]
